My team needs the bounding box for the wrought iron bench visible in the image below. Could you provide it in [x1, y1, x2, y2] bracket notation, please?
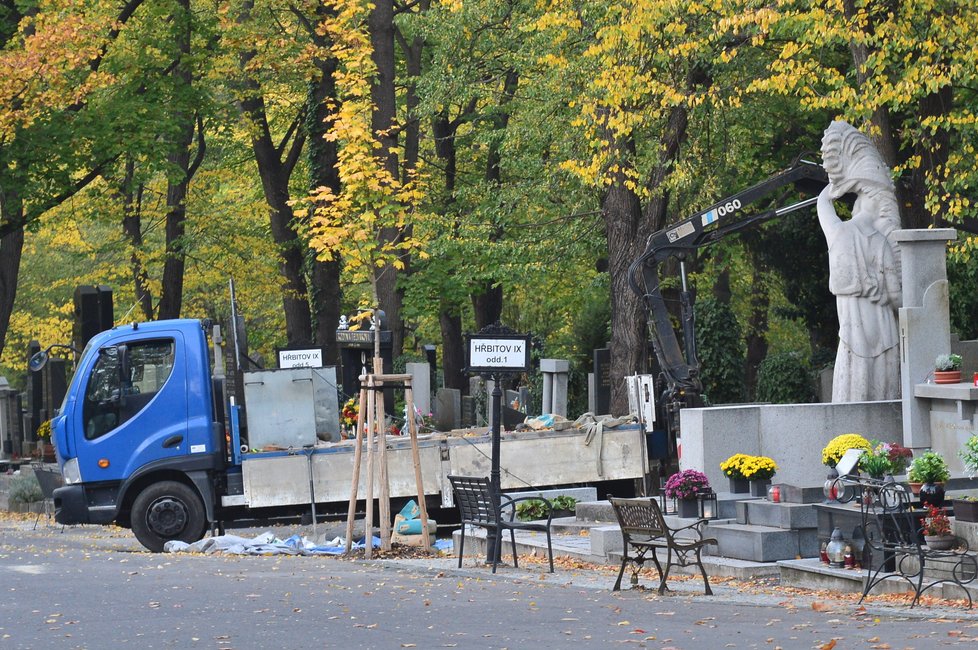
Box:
[608, 495, 717, 595]
[834, 476, 977, 607]
[448, 475, 554, 573]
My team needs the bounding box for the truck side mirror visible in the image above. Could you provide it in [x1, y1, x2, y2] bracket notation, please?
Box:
[29, 350, 49, 372]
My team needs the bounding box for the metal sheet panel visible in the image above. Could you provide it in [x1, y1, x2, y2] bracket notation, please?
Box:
[447, 427, 646, 489]
[242, 368, 319, 449]
[241, 441, 444, 508]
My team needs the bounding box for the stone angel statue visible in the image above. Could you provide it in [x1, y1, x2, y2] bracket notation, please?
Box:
[817, 120, 902, 402]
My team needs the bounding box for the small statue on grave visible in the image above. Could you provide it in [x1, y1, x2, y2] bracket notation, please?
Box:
[338, 315, 349, 330]
[818, 120, 902, 402]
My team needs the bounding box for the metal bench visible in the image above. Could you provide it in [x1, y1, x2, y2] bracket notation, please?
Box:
[834, 476, 978, 607]
[448, 475, 554, 573]
[608, 495, 717, 595]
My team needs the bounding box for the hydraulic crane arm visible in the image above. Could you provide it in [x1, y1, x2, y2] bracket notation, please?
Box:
[627, 158, 828, 436]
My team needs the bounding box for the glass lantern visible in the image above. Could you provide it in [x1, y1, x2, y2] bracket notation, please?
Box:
[826, 527, 846, 568]
[697, 490, 718, 519]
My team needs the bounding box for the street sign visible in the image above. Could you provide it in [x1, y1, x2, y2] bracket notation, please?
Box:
[466, 335, 531, 373]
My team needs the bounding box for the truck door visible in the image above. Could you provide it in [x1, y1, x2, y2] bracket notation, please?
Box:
[74, 335, 188, 482]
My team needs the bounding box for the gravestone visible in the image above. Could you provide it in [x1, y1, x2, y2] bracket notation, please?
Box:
[460, 395, 476, 427]
[336, 320, 393, 412]
[435, 388, 461, 431]
[593, 348, 612, 415]
[0, 377, 20, 459]
[406, 362, 431, 416]
[505, 389, 520, 410]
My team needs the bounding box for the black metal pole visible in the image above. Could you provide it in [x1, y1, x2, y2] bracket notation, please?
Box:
[487, 374, 503, 564]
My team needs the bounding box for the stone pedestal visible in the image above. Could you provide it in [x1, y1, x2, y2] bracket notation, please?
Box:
[894, 228, 956, 449]
[540, 358, 569, 416]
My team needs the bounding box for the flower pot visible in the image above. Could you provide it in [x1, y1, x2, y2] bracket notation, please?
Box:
[676, 498, 699, 518]
[749, 479, 771, 498]
[934, 370, 962, 384]
[919, 482, 946, 508]
[924, 534, 957, 550]
[908, 482, 923, 495]
[728, 477, 750, 494]
[952, 499, 978, 523]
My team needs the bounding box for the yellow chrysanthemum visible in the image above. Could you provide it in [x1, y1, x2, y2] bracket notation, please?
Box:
[821, 433, 871, 468]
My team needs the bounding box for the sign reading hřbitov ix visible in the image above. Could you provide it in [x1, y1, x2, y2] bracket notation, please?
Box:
[466, 335, 531, 373]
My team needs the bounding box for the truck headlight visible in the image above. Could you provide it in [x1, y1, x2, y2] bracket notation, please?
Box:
[62, 457, 81, 485]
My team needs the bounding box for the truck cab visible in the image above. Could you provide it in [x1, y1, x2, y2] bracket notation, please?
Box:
[52, 319, 223, 551]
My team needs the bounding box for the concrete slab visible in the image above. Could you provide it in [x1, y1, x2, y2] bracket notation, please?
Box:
[711, 523, 813, 562]
[741, 501, 818, 529]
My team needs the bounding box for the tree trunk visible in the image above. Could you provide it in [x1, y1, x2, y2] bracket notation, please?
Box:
[0, 210, 24, 363]
[470, 70, 518, 331]
[369, 0, 405, 357]
[156, 0, 194, 321]
[120, 157, 154, 320]
[431, 105, 468, 394]
[604, 98, 692, 416]
[603, 179, 647, 417]
[743, 245, 770, 398]
[236, 0, 312, 346]
[439, 307, 465, 393]
[306, 35, 343, 366]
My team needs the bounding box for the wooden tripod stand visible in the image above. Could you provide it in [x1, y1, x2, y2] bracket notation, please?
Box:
[343, 360, 431, 558]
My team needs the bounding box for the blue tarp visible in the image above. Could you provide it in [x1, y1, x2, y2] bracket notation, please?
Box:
[164, 532, 382, 555]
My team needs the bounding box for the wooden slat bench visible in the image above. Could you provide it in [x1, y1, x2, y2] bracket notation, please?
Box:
[608, 495, 717, 595]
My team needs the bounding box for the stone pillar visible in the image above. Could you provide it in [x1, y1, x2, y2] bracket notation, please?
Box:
[894, 228, 956, 448]
[540, 359, 570, 416]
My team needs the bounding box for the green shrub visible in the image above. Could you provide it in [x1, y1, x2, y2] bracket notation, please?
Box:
[515, 495, 578, 521]
[694, 297, 745, 404]
[755, 351, 814, 404]
[9, 473, 43, 506]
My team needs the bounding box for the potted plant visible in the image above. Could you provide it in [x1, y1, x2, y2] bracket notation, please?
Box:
[821, 434, 872, 498]
[921, 504, 956, 550]
[960, 434, 978, 478]
[880, 441, 914, 476]
[551, 495, 579, 519]
[934, 353, 963, 384]
[907, 451, 950, 507]
[821, 433, 872, 469]
[720, 454, 752, 494]
[664, 469, 711, 518]
[859, 445, 892, 480]
[36, 419, 54, 462]
[952, 495, 978, 523]
[740, 455, 778, 497]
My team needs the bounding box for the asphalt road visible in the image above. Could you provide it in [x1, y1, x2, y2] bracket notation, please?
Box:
[3, 516, 978, 649]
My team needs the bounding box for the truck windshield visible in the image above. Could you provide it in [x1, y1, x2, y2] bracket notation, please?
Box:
[59, 339, 95, 415]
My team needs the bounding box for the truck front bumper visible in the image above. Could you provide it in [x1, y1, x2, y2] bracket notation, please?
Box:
[53, 485, 118, 525]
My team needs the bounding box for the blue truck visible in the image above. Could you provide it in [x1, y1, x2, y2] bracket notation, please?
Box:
[44, 319, 649, 551]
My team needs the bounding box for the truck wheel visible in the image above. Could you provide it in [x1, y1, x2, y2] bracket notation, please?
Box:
[131, 481, 207, 552]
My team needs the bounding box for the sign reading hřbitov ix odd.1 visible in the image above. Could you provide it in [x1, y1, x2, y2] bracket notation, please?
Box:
[466, 335, 531, 373]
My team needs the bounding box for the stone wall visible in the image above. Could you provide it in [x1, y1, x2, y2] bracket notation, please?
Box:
[680, 400, 903, 489]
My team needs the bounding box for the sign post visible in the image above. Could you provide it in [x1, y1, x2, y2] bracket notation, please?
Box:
[465, 323, 531, 564]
